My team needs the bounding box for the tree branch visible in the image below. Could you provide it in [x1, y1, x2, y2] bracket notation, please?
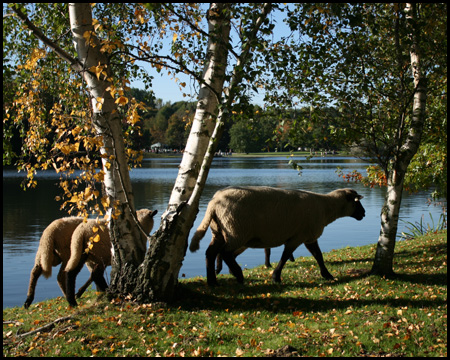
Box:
[10, 4, 83, 72]
[111, 47, 221, 101]
[161, 3, 240, 60]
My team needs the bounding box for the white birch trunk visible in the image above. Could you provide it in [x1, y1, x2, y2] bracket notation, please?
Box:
[132, 4, 275, 303]
[69, 4, 145, 286]
[371, 3, 427, 276]
[166, 3, 230, 212]
[133, 4, 232, 302]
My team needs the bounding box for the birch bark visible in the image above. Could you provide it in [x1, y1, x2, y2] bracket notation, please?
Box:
[68, 4, 146, 289]
[132, 3, 232, 303]
[371, 3, 427, 276]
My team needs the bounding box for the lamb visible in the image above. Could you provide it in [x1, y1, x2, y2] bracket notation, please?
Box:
[189, 186, 365, 286]
[64, 209, 157, 306]
[24, 217, 86, 309]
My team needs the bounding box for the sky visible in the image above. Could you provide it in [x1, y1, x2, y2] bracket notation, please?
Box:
[130, 5, 294, 106]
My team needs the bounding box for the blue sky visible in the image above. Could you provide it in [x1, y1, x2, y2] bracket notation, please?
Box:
[131, 5, 294, 106]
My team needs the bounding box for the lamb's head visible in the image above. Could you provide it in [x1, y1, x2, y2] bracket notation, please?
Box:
[334, 189, 365, 221]
[137, 209, 158, 234]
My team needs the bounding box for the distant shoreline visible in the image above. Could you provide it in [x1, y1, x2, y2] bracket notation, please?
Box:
[143, 151, 352, 158]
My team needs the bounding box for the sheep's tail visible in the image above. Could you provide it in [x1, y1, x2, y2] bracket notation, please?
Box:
[189, 203, 215, 252]
[38, 228, 55, 278]
[65, 227, 85, 272]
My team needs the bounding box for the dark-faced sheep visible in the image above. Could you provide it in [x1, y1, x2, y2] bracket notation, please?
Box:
[64, 209, 157, 306]
[189, 186, 365, 286]
[24, 217, 87, 309]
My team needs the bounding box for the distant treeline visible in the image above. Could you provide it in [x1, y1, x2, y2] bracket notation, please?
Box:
[131, 88, 344, 154]
[4, 85, 344, 164]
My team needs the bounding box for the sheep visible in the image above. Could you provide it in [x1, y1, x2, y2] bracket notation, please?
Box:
[64, 209, 157, 306]
[189, 186, 365, 286]
[24, 217, 86, 309]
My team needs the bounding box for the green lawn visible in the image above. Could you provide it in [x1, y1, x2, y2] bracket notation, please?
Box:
[3, 230, 447, 357]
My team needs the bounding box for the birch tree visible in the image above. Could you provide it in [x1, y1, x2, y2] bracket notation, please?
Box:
[4, 3, 275, 303]
[371, 3, 430, 275]
[262, 3, 446, 277]
[7, 3, 148, 280]
[132, 3, 274, 302]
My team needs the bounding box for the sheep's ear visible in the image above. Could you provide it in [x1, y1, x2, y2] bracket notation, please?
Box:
[346, 191, 363, 202]
[151, 209, 158, 217]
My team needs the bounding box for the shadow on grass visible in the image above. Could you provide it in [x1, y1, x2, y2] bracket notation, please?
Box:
[175, 235, 446, 313]
[176, 267, 446, 314]
[176, 280, 446, 315]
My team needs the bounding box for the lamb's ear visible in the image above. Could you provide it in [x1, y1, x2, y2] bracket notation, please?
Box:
[151, 209, 158, 217]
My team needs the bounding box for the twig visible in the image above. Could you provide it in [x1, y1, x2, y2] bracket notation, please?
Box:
[16, 316, 73, 338]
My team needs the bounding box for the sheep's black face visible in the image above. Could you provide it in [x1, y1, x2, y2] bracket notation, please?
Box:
[344, 190, 365, 220]
[351, 200, 365, 220]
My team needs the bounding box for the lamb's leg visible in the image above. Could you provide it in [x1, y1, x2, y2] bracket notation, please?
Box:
[75, 276, 93, 299]
[220, 250, 244, 283]
[91, 264, 108, 292]
[272, 247, 294, 283]
[24, 264, 42, 309]
[304, 241, 334, 280]
[65, 253, 88, 307]
[57, 265, 69, 298]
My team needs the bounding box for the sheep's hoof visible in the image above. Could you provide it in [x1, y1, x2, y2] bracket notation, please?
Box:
[272, 275, 282, 283]
[23, 300, 31, 309]
[321, 272, 335, 281]
[67, 299, 78, 307]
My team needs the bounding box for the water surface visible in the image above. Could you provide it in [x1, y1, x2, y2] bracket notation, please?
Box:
[3, 156, 445, 308]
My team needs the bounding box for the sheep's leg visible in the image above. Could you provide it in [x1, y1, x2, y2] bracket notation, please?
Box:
[65, 253, 88, 307]
[265, 248, 294, 268]
[57, 265, 68, 298]
[24, 264, 42, 309]
[215, 254, 223, 275]
[272, 247, 294, 283]
[265, 248, 272, 268]
[305, 241, 334, 280]
[75, 276, 93, 299]
[91, 264, 108, 292]
[220, 251, 244, 283]
[205, 243, 221, 286]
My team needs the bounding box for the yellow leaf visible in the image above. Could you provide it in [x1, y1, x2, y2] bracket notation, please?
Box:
[101, 196, 110, 208]
[173, 33, 178, 42]
[92, 234, 100, 243]
[115, 96, 128, 106]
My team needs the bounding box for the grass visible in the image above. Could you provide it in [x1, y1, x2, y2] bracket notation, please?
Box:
[3, 230, 447, 357]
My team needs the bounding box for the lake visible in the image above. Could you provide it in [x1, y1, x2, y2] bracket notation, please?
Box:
[3, 155, 446, 308]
